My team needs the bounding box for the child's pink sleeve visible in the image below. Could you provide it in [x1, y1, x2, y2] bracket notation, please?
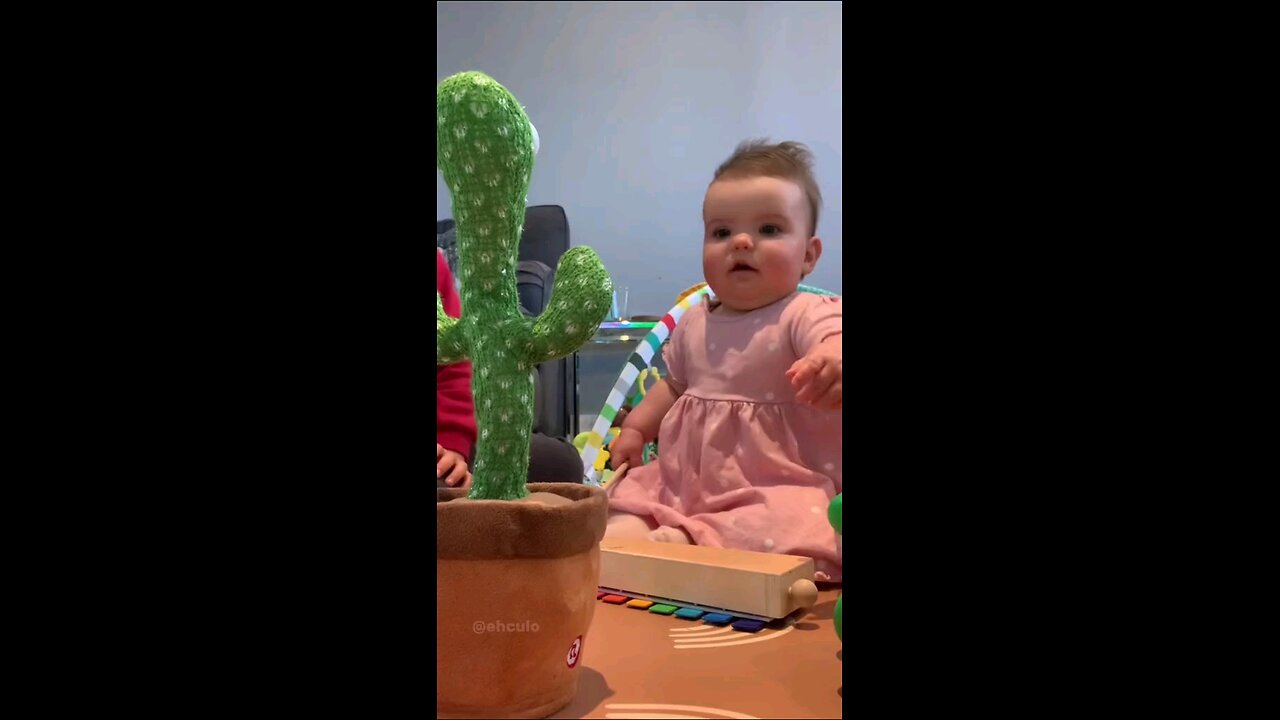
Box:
[661, 321, 689, 395]
[790, 295, 843, 357]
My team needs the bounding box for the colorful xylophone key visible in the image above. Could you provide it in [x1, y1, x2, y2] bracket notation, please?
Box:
[597, 590, 768, 629]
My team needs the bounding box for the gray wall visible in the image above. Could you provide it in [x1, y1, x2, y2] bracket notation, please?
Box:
[437, 1, 842, 316]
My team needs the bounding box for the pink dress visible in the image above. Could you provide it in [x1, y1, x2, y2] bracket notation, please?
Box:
[608, 291, 843, 581]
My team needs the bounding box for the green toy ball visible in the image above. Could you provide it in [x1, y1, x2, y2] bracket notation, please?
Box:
[828, 493, 842, 536]
[828, 493, 842, 643]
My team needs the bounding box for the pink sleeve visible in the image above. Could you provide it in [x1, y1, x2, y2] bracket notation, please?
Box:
[789, 295, 842, 357]
[661, 318, 689, 396]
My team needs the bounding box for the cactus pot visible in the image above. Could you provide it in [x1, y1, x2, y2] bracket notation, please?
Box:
[436, 483, 608, 719]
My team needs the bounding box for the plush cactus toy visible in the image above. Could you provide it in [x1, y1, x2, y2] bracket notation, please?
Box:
[437, 71, 612, 501]
[829, 492, 842, 642]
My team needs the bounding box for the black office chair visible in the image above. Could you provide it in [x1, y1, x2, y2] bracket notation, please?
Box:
[436, 204, 578, 440]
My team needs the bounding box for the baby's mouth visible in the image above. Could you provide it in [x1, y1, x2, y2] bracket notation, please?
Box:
[729, 262, 757, 274]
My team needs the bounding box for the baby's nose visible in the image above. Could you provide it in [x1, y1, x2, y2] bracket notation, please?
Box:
[732, 233, 753, 249]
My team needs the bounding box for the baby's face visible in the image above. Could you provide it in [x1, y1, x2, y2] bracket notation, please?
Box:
[702, 176, 820, 313]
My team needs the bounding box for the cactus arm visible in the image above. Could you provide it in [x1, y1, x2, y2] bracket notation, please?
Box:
[525, 247, 613, 364]
[437, 291, 470, 366]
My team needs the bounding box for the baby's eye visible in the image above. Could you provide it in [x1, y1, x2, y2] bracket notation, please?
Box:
[711, 228, 731, 239]
[760, 224, 781, 236]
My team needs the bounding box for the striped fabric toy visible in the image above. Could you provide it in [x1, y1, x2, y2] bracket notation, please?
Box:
[581, 285, 713, 486]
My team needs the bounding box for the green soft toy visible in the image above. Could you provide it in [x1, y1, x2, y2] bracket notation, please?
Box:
[829, 492, 842, 642]
[437, 71, 613, 500]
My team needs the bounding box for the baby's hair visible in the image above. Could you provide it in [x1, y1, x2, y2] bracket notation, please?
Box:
[713, 139, 822, 237]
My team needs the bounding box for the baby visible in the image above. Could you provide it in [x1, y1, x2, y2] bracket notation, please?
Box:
[606, 139, 842, 582]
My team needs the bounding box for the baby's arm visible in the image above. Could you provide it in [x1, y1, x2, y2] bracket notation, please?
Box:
[787, 335, 841, 409]
[609, 378, 681, 470]
[786, 297, 842, 410]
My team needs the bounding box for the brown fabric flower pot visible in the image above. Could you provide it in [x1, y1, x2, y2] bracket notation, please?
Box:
[437, 483, 608, 719]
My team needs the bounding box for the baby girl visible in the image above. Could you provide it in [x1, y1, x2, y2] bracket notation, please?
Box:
[606, 139, 842, 582]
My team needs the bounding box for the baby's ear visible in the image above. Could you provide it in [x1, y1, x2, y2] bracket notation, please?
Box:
[803, 236, 823, 273]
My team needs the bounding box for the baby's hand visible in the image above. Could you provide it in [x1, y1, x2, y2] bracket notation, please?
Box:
[438, 443, 472, 488]
[609, 428, 647, 472]
[786, 345, 841, 410]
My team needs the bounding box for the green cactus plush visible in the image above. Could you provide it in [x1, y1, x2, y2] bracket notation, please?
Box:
[437, 71, 612, 501]
[829, 493, 842, 642]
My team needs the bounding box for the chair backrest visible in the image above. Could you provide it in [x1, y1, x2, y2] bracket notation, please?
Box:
[517, 204, 571, 269]
[437, 205, 578, 440]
